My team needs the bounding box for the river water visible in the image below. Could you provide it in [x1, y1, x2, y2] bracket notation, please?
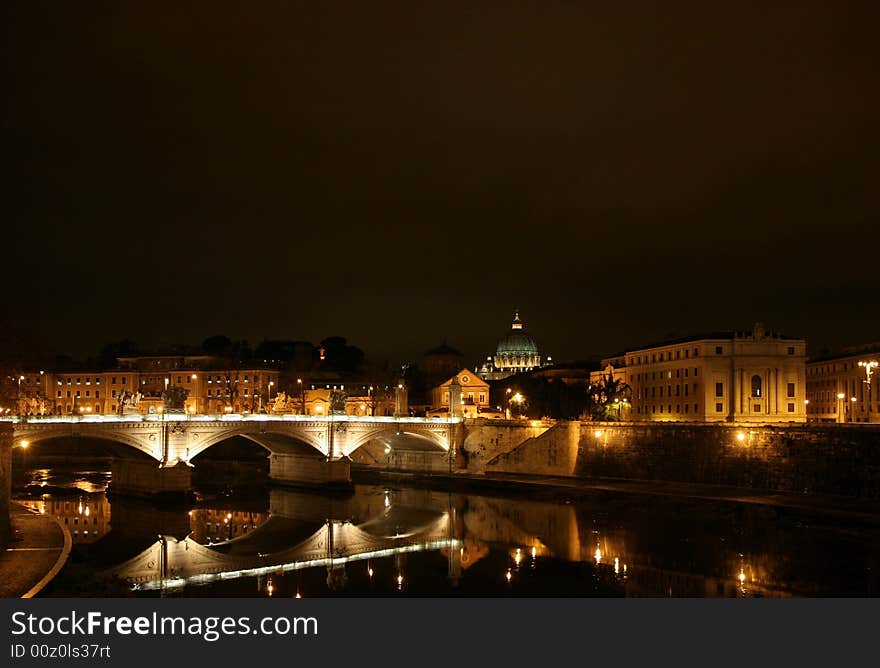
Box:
[12, 463, 880, 597]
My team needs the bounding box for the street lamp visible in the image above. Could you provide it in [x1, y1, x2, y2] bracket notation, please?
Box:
[837, 392, 846, 423]
[190, 375, 198, 414]
[267, 381, 275, 412]
[858, 360, 878, 422]
[850, 396, 857, 423]
[297, 378, 304, 415]
[17, 375, 25, 416]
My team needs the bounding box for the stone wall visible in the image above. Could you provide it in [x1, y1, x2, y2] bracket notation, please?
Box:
[269, 453, 350, 486]
[0, 425, 11, 547]
[482, 422, 580, 477]
[460, 419, 553, 472]
[110, 458, 192, 499]
[577, 423, 880, 499]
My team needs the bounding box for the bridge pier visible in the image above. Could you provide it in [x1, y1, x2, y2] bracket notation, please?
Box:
[269, 453, 351, 488]
[110, 458, 193, 502]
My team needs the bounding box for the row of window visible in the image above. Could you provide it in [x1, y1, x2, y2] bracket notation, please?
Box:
[636, 401, 798, 415]
[56, 390, 100, 398]
[632, 368, 700, 381]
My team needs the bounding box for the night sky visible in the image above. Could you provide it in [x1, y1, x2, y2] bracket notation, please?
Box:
[5, 2, 880, 367]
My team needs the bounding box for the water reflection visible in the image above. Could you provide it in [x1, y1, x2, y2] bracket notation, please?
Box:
[12, 466, 880, 597]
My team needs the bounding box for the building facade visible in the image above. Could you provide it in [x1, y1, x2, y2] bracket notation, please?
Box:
[9, 357, 280, 416]
[607, 324, 807, 423]
[806, 344, 880, 423]
[430, 369, 492, 417]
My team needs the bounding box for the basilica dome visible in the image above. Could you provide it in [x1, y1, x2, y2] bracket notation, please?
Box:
[492, 312, 542, 374]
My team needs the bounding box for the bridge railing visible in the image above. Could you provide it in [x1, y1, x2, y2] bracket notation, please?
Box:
[1, 413, 464, 426]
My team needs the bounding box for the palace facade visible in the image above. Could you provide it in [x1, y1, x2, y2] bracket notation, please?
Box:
[603, 324, 807, 423]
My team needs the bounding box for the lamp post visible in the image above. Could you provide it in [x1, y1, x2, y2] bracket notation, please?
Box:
[190, 374, 198, 414]
[505, 388, 512, 419]
[267, 381, 274, 413]
[837, 392, 845, 424]
[850, 396, 857, 423]
[17, 375, 25, 417]
[858, 360, 878, 423]
[297, 378, 304, 415]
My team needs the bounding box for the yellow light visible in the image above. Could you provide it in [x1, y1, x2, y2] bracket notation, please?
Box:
[505, 569, 512, 582]
[594, 430, 603, 438]
[191, 374, 197, 380]
[19, 440, 29, 449]
[736, 431, 746, 442]
[614, 557, 620, 574]
[531, 546, 537, 559]
[738, 570, 746, 584]
[594, 548, 602, 564]
[315, 405, 323, 413]
[515, 548, 522, 566]
[368, 567, 374, 577]
[837, 393, 845, 399]
[397, 574, 403, 586]
[295, 592, 301, 598]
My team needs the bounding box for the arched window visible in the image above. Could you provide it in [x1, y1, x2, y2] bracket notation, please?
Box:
[751, 375, 763, 398]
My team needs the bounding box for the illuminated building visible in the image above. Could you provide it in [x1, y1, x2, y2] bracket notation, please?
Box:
[805, 343, 880, 423]
[479, 311, 548, 381]
[607, 323, 807, 423]
[15, 355, 280, 416]
[429, 370, 492, 417]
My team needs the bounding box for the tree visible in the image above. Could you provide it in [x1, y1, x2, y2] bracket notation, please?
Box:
[161, 386, 189, 413]
[587, 371, 632, 421]
[318, 337, 364, 375]
[97, 339, 139, 369]
[201, 335, 233, 356]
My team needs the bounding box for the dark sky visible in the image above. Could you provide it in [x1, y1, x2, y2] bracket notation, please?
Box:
[5, 1, 880, 366]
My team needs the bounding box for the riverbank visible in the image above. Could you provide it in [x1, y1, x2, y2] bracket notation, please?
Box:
[352, 467, 880, 523]
[0, 503, 71, 598]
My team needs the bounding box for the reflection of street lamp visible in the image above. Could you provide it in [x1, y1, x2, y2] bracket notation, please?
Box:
[505, 388, 512, 419]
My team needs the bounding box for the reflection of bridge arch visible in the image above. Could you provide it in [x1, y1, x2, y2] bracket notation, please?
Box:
[106, 512, 453, 591]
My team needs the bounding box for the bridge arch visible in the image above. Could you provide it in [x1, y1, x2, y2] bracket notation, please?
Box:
[342, 426, 450, 457]
[186, 426, 327, 461]
[11, 425, 163, 461]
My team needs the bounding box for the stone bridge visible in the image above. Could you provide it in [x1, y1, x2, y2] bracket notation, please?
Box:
[5, 414, 461, 490]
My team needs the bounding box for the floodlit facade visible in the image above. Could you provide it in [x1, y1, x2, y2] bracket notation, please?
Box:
[430, 369, 491, 417]
[607, 324, 807, 423]
[805, 344, 880, 423]
[8, 358, 280, 416]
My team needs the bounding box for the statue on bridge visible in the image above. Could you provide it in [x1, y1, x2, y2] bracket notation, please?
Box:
[270, 391, 294, 413]
[329, 390, 347, 415]
[117, 389, 143, 415]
